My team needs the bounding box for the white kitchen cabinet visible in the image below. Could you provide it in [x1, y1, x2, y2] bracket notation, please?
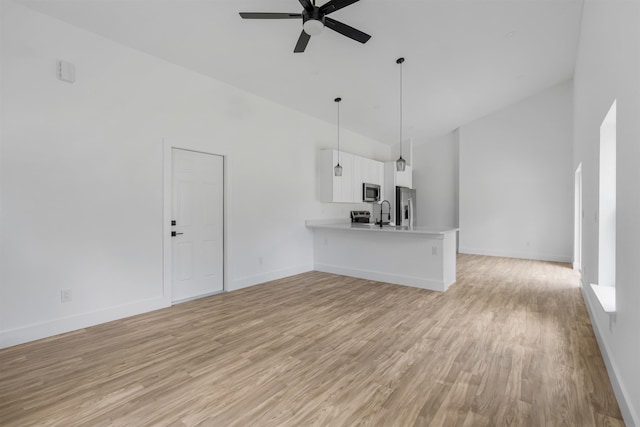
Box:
[353, 155, 379, 202]
[352, 155, 364, 200]
[318, 149, 354, 203]
[370, 159, 385, 187]
[396, 164, 412, 188]
[354, 157, 384, 191]
[385, 162, 412, 191]
[318, 150, 385, 203]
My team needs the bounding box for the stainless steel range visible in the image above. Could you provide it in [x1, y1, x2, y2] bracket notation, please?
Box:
[350, 210, 371, 224]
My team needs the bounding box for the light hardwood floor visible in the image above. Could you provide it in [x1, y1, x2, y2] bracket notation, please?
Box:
[0, 255, 624, 426]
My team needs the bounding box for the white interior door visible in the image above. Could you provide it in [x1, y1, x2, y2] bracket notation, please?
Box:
[171, 148, 223, 302]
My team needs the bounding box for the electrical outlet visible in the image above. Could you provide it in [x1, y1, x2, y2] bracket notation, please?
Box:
[324, 237, 328, 245]
[61, 289, 72, 303]
[259, 257, 263, 265]
[432, 246, 438, 255]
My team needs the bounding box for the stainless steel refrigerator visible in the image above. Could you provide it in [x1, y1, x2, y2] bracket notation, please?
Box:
[396, 186, 416, 227]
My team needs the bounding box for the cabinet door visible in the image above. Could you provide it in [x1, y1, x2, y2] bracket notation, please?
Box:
[375, 160, 385, 197]
[368, 160, 383, 186]
[396, 164, 412, 188]
[333, 151, 354, 203]
[319, 150, 388, 203]
[352, 155, 364, 202]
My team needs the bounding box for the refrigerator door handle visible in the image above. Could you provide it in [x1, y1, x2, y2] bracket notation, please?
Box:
[408, 198, 414, 227]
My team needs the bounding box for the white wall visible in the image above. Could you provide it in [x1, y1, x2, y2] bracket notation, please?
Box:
[458, 81, 573, 262]
[0, 1, 389, 347]
[573, 1, 640, 424]
[412, 130, 459, 228]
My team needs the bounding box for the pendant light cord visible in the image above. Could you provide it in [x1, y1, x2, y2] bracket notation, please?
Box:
[398, 58, 404, 158]
[335, 97, 341, 164]
[337, 99, 340, 164]
[394, 57, 406, 171]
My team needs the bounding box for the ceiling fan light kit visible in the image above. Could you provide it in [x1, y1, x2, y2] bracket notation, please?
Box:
[302, 6, 324, 35]
[240, 0, 371, 53]
[303, 19, 324, 36]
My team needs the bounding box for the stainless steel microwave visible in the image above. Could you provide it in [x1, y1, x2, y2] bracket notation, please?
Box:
[363, 183, 381, 202]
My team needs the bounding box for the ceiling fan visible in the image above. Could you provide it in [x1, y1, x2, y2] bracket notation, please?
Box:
[239, 0, 371, 53]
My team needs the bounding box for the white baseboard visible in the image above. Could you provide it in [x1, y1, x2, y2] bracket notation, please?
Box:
[230, 264, 313, 291]
[0, 296, 170, 349]
[580, 280, 638, 427]
[172, 290, 225, 305]
[1, 264, 315, 349]
[458, 247, 571, 263]
[313, 263, 447, 292]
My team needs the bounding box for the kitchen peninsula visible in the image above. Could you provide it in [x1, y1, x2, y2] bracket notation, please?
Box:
[306, 221, 458, 292]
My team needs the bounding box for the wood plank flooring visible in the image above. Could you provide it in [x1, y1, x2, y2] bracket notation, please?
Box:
[0, 254, 624, 426]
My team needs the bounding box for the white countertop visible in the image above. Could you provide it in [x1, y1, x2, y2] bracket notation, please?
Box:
[306, 219, 458, 236]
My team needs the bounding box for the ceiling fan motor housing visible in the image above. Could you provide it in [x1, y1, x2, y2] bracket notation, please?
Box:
[302, 7, 325, 35]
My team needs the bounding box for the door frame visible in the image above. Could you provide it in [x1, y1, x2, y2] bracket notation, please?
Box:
[162, 140, 230, 305]
[574, 163, 582, 271]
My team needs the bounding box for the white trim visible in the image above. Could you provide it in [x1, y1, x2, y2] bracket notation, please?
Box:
[589, 283, 616, 313]
[574, 163, 583, 271]
[231, 264, 313, 291]
[162, 139, 172, 305]
[580, 282, 638, 427]
[458, 247, 571, 263]
[0, 297, 168, 349]
[313, 263, 450, 292]
[163, 140, 230, 304]
[172, 290, 225, 305]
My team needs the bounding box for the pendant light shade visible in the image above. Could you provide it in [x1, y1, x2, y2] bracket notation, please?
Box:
[396, 57, 406, 172]
[334, 97, 343, 177]
[396, 155, 406, 172]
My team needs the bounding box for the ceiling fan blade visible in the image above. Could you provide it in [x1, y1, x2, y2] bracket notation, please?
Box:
[299, 0, 314, 12]
[294, 30, 311, 53]
[324, 17, 371, 44]
[320, 0, 359, 15]
[239, 12, 302, 19]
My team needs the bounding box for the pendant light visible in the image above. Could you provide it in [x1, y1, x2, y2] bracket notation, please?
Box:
[334, 97, 343, 177]
[396, 57, 407, 172]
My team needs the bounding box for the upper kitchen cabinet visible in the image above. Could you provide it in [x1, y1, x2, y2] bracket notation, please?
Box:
[318, 149, 354, 203]
[360, 156, 384, 187]
[318, 149, 385, 203]
[354, 155, 385, 194]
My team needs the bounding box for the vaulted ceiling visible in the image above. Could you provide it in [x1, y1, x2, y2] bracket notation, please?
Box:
[18, 0, 584, 145]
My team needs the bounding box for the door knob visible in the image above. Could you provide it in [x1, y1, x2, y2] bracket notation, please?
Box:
[171, 231, 184, 237]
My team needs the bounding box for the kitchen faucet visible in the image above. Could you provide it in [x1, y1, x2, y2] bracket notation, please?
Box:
[377, 200, 391, 228]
